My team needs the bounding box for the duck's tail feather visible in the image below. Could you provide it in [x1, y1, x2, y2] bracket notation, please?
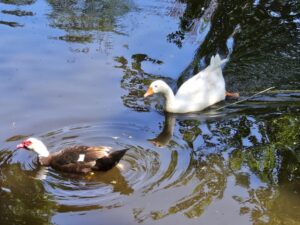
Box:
[92, 148, 129, 171]
[209, 54, 228, 70]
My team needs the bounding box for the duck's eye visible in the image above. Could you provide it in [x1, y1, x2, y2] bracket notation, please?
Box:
[154, 85, 158, 88]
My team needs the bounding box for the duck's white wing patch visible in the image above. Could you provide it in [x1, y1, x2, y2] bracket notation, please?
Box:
[77, 154, 85, 162]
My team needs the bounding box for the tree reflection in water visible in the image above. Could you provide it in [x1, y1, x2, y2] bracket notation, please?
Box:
[45, 0, 134, 53]
[0, 151, 56, 224]
[115, 54, 175, 112]
[168, 0, 300, 90]
[132, 109, 300, 223]
[0, 0, 35, 5]
[0, 0, 36, 27]
[47, 0, 132, 33]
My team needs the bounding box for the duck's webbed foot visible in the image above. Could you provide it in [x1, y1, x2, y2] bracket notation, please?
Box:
[226, 91, 239, 99]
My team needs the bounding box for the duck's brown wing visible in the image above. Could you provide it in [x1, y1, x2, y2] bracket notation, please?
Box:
[51, 161, 95, 173]
[50, 146, 110, 173]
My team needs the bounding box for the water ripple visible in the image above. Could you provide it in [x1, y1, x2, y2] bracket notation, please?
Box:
[2, 122, 193, 212]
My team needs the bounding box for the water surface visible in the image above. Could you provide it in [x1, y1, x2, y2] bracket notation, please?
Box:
[0, 0, 299, 224]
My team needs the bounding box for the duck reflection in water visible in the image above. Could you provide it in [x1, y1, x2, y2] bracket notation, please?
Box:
[148, 110, 224, 148]
[34, 162, 134, 195]
[148, 113, 176, 147]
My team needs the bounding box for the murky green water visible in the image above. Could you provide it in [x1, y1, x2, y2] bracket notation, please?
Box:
[0, 0, 299, 224]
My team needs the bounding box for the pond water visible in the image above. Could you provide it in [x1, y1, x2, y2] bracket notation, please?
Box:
[0, 0, 299, 224]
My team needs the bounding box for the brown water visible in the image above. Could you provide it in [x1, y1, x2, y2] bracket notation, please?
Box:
[0, 0, 299, 224]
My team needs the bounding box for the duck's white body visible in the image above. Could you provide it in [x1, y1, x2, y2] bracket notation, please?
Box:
[144, 54, 227, 113]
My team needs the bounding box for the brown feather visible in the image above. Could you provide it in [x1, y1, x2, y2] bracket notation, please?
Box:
[39, 156, 52, 166]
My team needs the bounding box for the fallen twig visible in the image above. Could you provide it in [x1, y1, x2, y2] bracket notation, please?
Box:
[216, 87, 275, 111]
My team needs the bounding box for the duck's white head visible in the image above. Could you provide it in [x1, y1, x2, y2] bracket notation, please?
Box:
[17, 137, 49, 157]
[144, 80, 171, 97]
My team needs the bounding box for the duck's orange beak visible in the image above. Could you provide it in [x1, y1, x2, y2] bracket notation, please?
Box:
[144, 87, 154, 98]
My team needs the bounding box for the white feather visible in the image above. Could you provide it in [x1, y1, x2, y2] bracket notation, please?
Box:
[77, 154, 85, 162]
[27, 138, 49, 157]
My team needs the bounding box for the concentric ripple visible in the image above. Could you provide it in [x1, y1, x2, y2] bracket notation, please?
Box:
[3, 122, 193, 212]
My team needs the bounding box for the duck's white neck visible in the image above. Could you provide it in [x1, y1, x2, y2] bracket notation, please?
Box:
[36, 145, 50, 157]
[161, 85, 176, 111]
[30, 139, 50, 157]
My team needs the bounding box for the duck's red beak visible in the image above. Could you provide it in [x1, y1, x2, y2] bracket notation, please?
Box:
[144, 87, 154, 98]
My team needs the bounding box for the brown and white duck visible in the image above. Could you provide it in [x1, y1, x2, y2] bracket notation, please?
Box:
[16, 137, 128, 173]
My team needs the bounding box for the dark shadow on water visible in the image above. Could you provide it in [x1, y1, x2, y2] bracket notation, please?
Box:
[0, 20, 23, 27]
[54, 166, 134, 197]
[1, 9, 34, 16]
[168, 0, 300, 91]
[0, 0, 36, 5]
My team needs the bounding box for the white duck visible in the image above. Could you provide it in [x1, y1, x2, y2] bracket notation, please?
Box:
[144, 54, 236, 113]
